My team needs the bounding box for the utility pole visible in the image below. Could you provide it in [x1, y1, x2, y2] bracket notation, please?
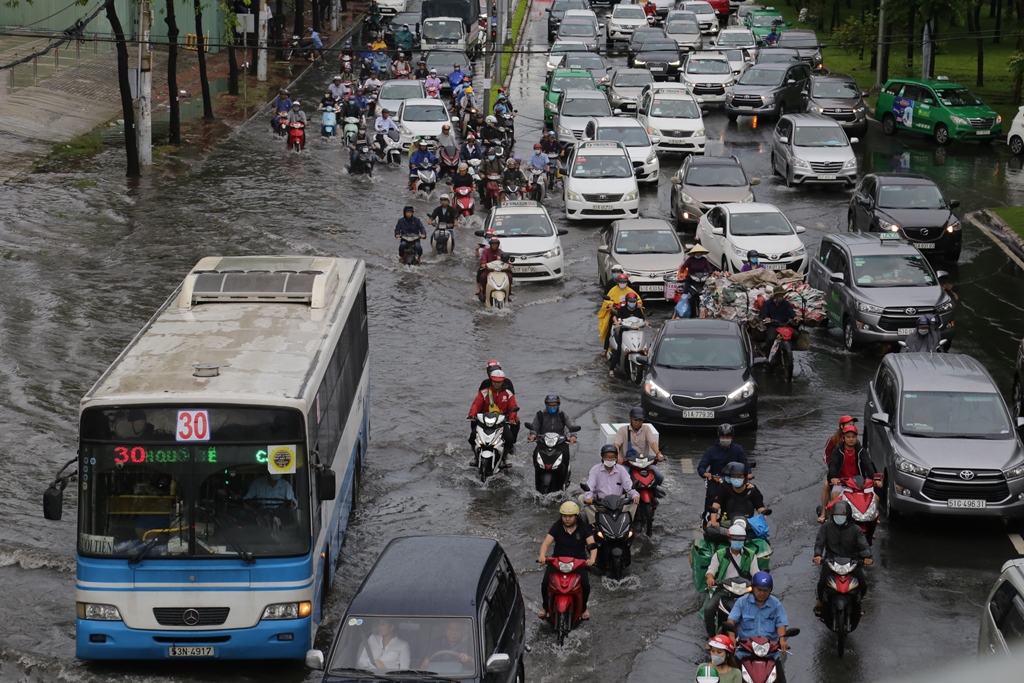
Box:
[137, 0, 153, 166]
[331, 0, 339, 31]
[257, 0, 268, 81]
[874, 0, 885, 89]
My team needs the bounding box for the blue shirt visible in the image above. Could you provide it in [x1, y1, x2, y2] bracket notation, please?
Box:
[697, 443, 748, 477]
[728, 593, 788, 642]
[449, 69, 466, 89]
[526, 152, 549, 171]
[309, 30, 322, 48]
[245, 476, 296, 505]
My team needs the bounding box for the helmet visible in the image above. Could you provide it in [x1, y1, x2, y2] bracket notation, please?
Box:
[718, 423, 735, 437]
[547, 130, 556, 136]
[625, 292, 639, 302]
[615, 272, 630, 282]
[430, 68, 437, 73]
[831, 499, 851, 522]
[512, 156, 521, 163]
[600, 444, 618, 457]
[458, 162, 469, 170]
[722, 461, 746, 478]
[466, 87, 474, 94]
[559, 501, 580, 516]
[365, 43, 372, 48]
[747, 249, 759, 258]
[545, 394, 561, 405]
[348, 95, 356, 101]
[440, 193, 450, 201]
[468, 133, 477, 140]
[489, 237, 500, 245]
[486, 115, 497, 124]
[490, 369, 507, 381]
[838, 415, 857, 427]
[629, 406, 645, 420]
[695, 665, 720, 683]
[842, 423, 858, 435]
[751, 571, 773, 590]
[728, 523, 746, 540]
[292, 101, 300, 107]
[333, 75, 342, 81]
[402, 24, 410, 29]
[707, 634, 735, 652]
[403, 205, 414, 213]
[917, 315, 930, 326]
[498, 94, 507, 101]
[534, 143, 543, 150]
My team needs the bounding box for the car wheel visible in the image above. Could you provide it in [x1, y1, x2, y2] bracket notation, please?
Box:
[843, 316, 860, 352]
[727, 112, 738, 122]
[885, 472, 901, 522]
[1013, 375, 1023, 419]
[721, 257, 729, 273]
[934, 123, 950, 146]
[1011, 135, 1024, 156]
[785, 164, 794, 189]
[770, 153, 780, 177]
[776, 101, 786, 119]
[881, 113, 897, 136]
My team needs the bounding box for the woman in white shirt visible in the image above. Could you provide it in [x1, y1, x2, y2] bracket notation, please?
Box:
[358, 618, 411, 671]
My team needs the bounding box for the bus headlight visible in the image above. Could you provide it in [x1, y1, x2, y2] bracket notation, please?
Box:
[262, 601, 312, 620]
[77, 603, 123, 621]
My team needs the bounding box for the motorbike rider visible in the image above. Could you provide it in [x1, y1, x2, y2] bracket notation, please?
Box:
[600, 271, 642, 350]
[455, 83, 475, 112]
[493, 93, 513, 126]
[481, 115, 504, 146]
[528, 394, 579, 446]
[367, 0, 383, 32]
[318, 90, 338, 112]
[424, 68, 443, 93]
[328, 75, 348, 101]
[428, 194, 458, 229]
[466, 110, 487, 137]
[286, 101, 307, 148]
[371, 35, 388, 52]
[340, 95, 362, 122]
[477, 235, 512, 299]
[674, 244, 715, 318]
[704, 524, 767, 637]
[501, 156, 525, 196]
[608, 292, 647, 378]
[724, 572, 790, 666]
[448, 63, 467, 92]
[697, 424, 750, 527]
[450, 162, 476, 195]
[408, 139, 439, 190]
[579, 444, 640, 525]
[614, 407, 665, 486]
[813, 499, 873, 617]
[413, 60, 430, 80]
[818, 415, 857, 522]
[467, 369, 519, 468]
[901, 314, 942, 353]
[643, 0, 657, 18]
[739, 250, 763, 272]
[460, 133, 483, 162]
[701, 636, 741, 683]
[765, 25, 779, 46]
[826, 423, 882, 504]
[374, 107, 400, 152]
[537, 501, 597, 621]
[270, 89, 292, 130]
[540, 130, 564, 156]
[394, 206, 427, 263]
[453, 75, 473, 102]
[708, 462, 765, 527]
[341, 38, 355, 63]
[759, 286, 799, 356]
[392, 52, 411, 79]
[364, 70, 383, 92]
[478, 146, 505, 199]
[525, 143, 550, 182]
[394, 24, 416, 52]
[347, 124, 375, 172]
[437, 123, 458, 150]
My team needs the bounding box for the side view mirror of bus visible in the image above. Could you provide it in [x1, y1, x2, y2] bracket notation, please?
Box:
[318, 469, 337, 501]
[43, 456, 78, 521]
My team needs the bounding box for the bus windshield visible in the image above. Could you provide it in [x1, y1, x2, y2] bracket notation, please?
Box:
[78, 406, 311, 560]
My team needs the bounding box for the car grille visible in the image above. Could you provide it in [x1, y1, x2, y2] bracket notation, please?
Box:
[809, 161, 844, 173]
[572, 130, 584, 140]
[822, 108, 856, 122]
[633, 161, 645, 169]
[921, 468, 1010, 503]
[661, 130, 692, 138]
[698, 21, 712, 29]
[877, 306, 937, 331]
[671, 395, 727, 409]
[153, 607, 230, 627]
[581, 208, 627, 215]
[901, 227, 943, 242]
[731, 94, 762, 106]
[968, 117, 996, 129]
[583, 193, 623, 202]
[693, 84, 725, 95]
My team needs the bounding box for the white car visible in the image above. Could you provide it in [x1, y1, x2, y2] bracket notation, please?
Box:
[679, 52, 734, 104]
[683, 1, 720, 34]
[606, 4, 649, 45]
[583, 117, 660, 183]
[637, 86, 707, 154]
[1007, 105, 1024, 155]
[375, 0, 406, 18]
[396, 98, 456, 148]
[564, 141, 640, 221]
[717, 48, 751, 76]
[695, 202, 808, 274]
[376, 80, 425, 119]
[482, 201, 567, 281]
[547, 40, 590, 72]
[713, 27, 757, 51]
[557, 19, 601, 52]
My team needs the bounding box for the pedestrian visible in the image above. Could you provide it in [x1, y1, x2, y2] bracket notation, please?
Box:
[307, 26, 324, 62]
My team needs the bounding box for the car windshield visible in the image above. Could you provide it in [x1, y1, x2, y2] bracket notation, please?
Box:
[900, 392, 1012, 439]
[379, 82, 424, 100]
[934, 87, 984, 107]
[778, 34, 819, 48]
[650, 97, 700, 118]
[562, 96, 612, 116]
[489, 212, 555, 237]
[614, 228, 682, 254]
[631, 31, 665, 46]
[666, 20, 700, 34]
[686, 2, 713, 13]
[758, 50, 798, 63]
[551, 75, 597, 92]
[728, 211, 793, 236]
[719, 32, 754, 45]
[567, 55, 605, 70]
[616, 6, 647, 18]
[739, 68, 784, 86]
[597, 126, 651, 146]
[793, 125, 848, 147]
[571, 154, 633, 178]
[614, 72, 654, 87]
[560, 22, 596, 37]
[685, 165, 747, 187]
[403, 104, 448, 122]
[851, 254, 936, 287]
[328, 616, 478, 677]
[687, 58, 730, 75]
[877, 184, 947, 209]
[750, 14, 782, 27]
[811, 80, 860, 99]
[423, 20, 462, 40]
[655, 334, 745, 369]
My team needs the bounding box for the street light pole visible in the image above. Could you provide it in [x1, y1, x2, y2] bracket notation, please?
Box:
[137, 0, 152, 166]
[258, 0, 268, 81]
[875, 0, 885, 89]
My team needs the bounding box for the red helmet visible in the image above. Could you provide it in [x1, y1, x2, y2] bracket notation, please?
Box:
[839, 415, 858, 426]
[625, 292, 638, 302]
[842, 424, 858, 434]
[707, 634, 735, 652]
[615, 272, 629, 282]
[534, 143, 542, 150]
[486, 360, 501, 371]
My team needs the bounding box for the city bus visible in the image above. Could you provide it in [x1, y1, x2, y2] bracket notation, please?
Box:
[42, 255, 369, 660]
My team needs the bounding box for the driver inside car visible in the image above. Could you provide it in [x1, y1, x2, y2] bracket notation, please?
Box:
[245, 472, 297, 508]
[421, 619, 474, 669]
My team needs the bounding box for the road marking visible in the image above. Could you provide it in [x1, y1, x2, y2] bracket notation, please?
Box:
[1009, 533, 1024, 555]
[680, 459, 695, 475]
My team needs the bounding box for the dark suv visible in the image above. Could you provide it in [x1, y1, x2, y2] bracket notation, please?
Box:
[725, 61, 810, 120]
[308, 536, 526, 682]
[775, 29, 823, 70]
[848, 174, 962, 261]
[801, 73, 868, 137]
[547, 0, 592, 41]
[670, 154, 758, 230]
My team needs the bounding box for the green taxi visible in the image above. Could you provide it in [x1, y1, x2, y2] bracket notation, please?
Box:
[541, 68, 599, 126]
[744, 8, 790, 42]
[875, 76, 1002, 145]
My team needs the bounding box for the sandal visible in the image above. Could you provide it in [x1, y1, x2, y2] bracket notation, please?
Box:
[816, 515, 826, 524]
[537, 609, 547, 619]
[581, 610, 590, 621]
[813, 605, 823, 618]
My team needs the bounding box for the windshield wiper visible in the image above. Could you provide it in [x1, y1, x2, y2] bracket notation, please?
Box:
[387, 671, 460, 682]
[202, 508, 255, 564]
[327, 668, 399, 681]
[129, 536, 161, 564]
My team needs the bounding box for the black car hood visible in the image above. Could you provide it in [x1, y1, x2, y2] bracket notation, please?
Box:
[876, 207, 955, 230]
[650, 365, 751, 396]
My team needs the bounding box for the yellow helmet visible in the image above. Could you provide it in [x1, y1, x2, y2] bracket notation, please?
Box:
[465, 87, 474, 94]
[559, 501, 580, 516]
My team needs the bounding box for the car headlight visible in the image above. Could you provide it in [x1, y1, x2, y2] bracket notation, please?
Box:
[557, 125, 572, 136]
[762, 91, 776, 101]
[262, 602, 312, 620]
[732, 244, 748, 257]
[895, 455, 929, 477]
[566, 190, 583, 201]
[936, 298, 954, 312]
[807, 104, 824, 114]
[728, 381, 755, 401]
[1004, 463, 1024, 480]
[646, 150, 658, 163]
[877, 218, 899, 232]
[77, 603, 123, 621]
[679, 192, 695, 204]
[949, 115, 969, 126]
[725, 79, 736, 86]
[644, 379, 670, 399]
[854, 105, 867, 113]
[634, 59, 646, 66]
[857, 301, 883, 314]
[694, 128, 706, 138]
[997, 114, 1003, 124]
[843, 157, 858, 169]
[792, 157, 809, 168]
[542, 245, 562, 258]
[545, 101, 557, 112]
[647, 126, 661, 136]
[740, 192, 755, 203]
[946, 218, 961, 232]
[783, 246, 806, 257]
[400, 125, 413, 135]
[669, 60, 681, 66]
[624, 189, 639, 201]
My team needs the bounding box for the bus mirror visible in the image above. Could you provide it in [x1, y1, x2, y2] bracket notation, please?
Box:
[318, 469, 337, 501]
[43, 482, 65, 521]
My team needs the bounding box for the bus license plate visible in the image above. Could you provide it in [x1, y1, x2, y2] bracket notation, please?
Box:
[913, 241, 935, 249]
[818, 174, 837, 180]
[947, 499, 986, 509]
[594, 204, 613, 211]
[169, 646, 215, 657]
[897, 328, 914, 336]
[682, 409, 715, 419]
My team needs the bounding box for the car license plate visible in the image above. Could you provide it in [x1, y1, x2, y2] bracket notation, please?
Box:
[651, 67, 665, 72]
[897, 327, 914, 336]
[947, 499, 986, 509]
[513, 265, 539, 274]
[169, 646, 215, 657]
[913, 241, 936, 249]
[594, 204, 613, 211]
[682, 409, 715, 419]
[765, 263, 786, 271]
[739, 106, 753, 110]
[638, 284, 662, 292]
[667, 138, 687, 145]
[818, 174, 837, 180]
[976, 130, 990, 135]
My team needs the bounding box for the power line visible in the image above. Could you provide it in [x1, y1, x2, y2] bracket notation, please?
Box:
[0, 0, 109, 71]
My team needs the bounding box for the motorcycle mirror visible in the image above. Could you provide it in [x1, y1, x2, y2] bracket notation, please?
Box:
[524, 422, 535, 430]
[762, 508, 772, 516]
[897, 340, 907, 348]
[784, 627, 801, 638]
[580, 483, 591, 492]
[949, 199, 960, 209]
[569, 425, 582, 433]
[557, 228, 569, 236]
[474, 230, 485, 237]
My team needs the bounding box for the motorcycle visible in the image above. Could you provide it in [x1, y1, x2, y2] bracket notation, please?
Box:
[284, 34, 312, 61]
[540, 556, 588, 646]
[425, 84, 441, 99]
[525, 166, 547, 202]
[466, 158, 483, 183]
[501, 178, 524, 204]
[453, 184, 475, 220]
[399, 233, 422, 266]
[350, 144, 375, 176]
[272, 112, 289, 137]
[608, 316, 652, 384]
[833, 476, 880, 545]
[581, 487, 634, 580]
[481, 257, 514, 309]
[392, 62, 411, 79]
[320, 106, 338, 138]
[343, 116, 361, 145]
[430, 222, 455, 255]
[371, 53, 392, 78]
[412, 161, 438, 195]
[627, 454, 660, 535]
[702, 576, 751, 638]
[483, 173, 502, 212]
[766, 318, 801, 382]
[339, 55, 354, 77]
[735, 628, 799, 683]
[470, 412, 508, 482]
[897, 338, 950, 353]
[528, 423, 581, 494]
[287, 121, 306, 152]
[460, 106, 479, 137]
[374, 129, 403, 167]
[684, 271, 710, 318]
[439, 145, 461, 182]
[817, 556, 863, 657]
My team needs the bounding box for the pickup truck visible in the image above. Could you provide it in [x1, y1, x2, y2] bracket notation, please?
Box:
[422, 0, 483, 58]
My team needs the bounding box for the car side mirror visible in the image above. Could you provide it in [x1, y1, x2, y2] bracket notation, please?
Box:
[318, 468, 336, 501]
[712, 228, 724, 236]
[829, 271, 845, 284]
[545, 7, 550, 11]
[451, 116, 460, 122]
[850, 137, 859, 144]
[795, 225, 806, 233]
[614, 108, 622, 115]
[305, 650, 326, 670]
[787, 79, 795, 84]
[557, 228, 569, 236]
[541, 85, 548, 92]
[671, 177, 681, 185]
[870, 412, 890, 426]
[950, 199, 960, 209]
[750, 177, 760, 185]
[935, 270, 948, 279]
[598, 244, 610, 253]
[1017, 417, 1024, 429]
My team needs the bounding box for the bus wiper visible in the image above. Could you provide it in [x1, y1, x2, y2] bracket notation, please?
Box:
[129, 536, 161, 565]
[201, 508, 255, 564]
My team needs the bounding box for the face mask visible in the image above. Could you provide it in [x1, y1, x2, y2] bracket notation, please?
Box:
[546, 406, 558, 414]
[618, 282, 627, 289]
[719, 439, 732, 448]
[833, 515, 848, 526]
[695, 254, 705, 259]
[488, 154, 496, 161]
[729, 477, 744, 488]
[750, 258, 759, 265]
[710, 654, 726, 666]
[603, 459, 616, 469]
[627, 302, 637, 310]
[917, 327, 929, 336]
[730, 540, 744, 551]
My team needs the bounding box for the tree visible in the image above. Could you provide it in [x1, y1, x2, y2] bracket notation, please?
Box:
[1008, 52, 1024, 104]
[165, 0, 181, 145]
[220, 1, 247, 97]
[106, 0, 141, 177]
[194, 0, 214, 119]
[967, 0, 984, 86]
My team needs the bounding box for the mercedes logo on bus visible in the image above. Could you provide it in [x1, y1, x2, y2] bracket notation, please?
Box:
[959, 470, 976, 481]
[182, 609, 201, 626]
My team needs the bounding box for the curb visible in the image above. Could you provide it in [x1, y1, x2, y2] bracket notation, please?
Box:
[966, 209, 1024, 270]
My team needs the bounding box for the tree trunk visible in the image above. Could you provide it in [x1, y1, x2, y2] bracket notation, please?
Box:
[926, 16, 936, 79]
[164, 0, 181, 145]
[194, 0, 215, 119]
[990, 0, 997, 16]
[831, 0, 841, 31]
[1015, 73, 1022, 106]
[275, 0, 285, 59]
[294, 0, 305, 36]
[906, 4, 915, 69]
[973, 3, 984, 86]
[1017, 0, 1024, 48]
[880, 21, 891, 82]
[228, 44, 239, 96]
[312, 0, 321, 32]
[106, 0, 140, 178]
[995, 0, 1002, 42]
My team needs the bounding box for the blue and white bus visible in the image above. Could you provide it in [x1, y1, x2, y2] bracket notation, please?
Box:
[43, 256, 369, 660]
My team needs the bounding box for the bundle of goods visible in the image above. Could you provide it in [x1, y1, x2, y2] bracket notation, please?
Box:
[698, 269, 827, 326]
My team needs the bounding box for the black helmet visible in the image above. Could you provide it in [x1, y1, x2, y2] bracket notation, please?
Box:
[403, 205, 414, 213]
[723, 461, 746, 478]
[831, 499, 851, 522]
[916, 315, 930, 327]
[629, 407, 645, 420]
[600, 444, 618, 456]
[747, 249, 759, 259]
[718, 423, 735, 437]
[545, 394, 561, 406]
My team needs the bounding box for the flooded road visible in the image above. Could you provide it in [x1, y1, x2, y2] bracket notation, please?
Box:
[3, 2, 1024, 681]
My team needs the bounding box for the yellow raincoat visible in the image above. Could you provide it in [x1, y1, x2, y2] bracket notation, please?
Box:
[598, 284, 644, 344]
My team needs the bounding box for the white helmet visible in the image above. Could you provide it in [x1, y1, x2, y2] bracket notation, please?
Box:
[440, 193, 451, 201]
[485, 115, 497, 124]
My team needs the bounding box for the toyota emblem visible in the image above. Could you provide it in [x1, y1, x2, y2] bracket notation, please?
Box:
[769, 254, 780, 260]
[695, 392, 704, 397]
[599, 195, 608, 201]
[958, 470, 976, 481]
[905, 308, 917, 315]
[182, 609, 201, 626]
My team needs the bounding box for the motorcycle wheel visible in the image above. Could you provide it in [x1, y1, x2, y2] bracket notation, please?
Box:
[836, 606, 848, 657]
[610, 554, 624, 580]
[628, 360, 642, 385]
[782, 342, 794, 382]
[555, 609, 570, 647]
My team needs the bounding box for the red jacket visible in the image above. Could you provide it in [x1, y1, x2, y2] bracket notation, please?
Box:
[480, 247, 504, 267]
[469, 387, 519, 422]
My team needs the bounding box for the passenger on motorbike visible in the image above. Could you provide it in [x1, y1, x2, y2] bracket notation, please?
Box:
[270, 89, 292, 130]
[467, 369, 519, 467]
[537, 501, 597, 620]
[453, 75, 473, 102]
[413, 61, 430, 80]
[478, 360, 516, 394]
[826, 424, 881, 504]
[901, 314, 942, 353]
[328, 76, 348, 101]
[528, 394, 579, 445]
[477, 236, 512, 298]
[812, 499, 873, 617]
[759, 286, 800, 356]
[701, 636, 741, 683]
[455, 84, 475, 112]
[437, 124, 458, 150]
[392, 52, 411, 79]
[579, 444, 640, 525]
[374, 108, 400, 150]
[608, 294, 647, 377]
[697, 424, 750, 526]
[394, 205, 427, 263]
[613, 407, 664, 486]
[818, 415, 857, 522]
[428, 194, 458, 228]
[739, 250, 763, 272]
[395, 25, 416, 51]
[494, 93, 513, 119]
[708, 462, 765, 527]
[724, 572, 790, 656]
[460, 134, 483, 162]
[705, 525, 766, 634]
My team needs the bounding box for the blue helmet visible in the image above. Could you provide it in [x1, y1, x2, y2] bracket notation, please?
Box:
[752, 571, 773, 590]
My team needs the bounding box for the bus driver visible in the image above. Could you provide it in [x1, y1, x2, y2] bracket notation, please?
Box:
[245, 473, 297, 509]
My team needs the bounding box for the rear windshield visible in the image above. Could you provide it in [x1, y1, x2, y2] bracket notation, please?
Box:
[811, 80, 860, 99]
[900, 391, 1012, 439]
[562, 96, 612, 116]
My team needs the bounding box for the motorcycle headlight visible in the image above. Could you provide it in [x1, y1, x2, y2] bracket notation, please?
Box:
[843, 157, 858, 169]
[896, 455, 929, 476]
[644, 379, 670, 399]
[936, 298, 954, 312]
[624, 189, 639, 201]
[877, 218, 899, 232]
[566, 190, 583, 202]
[946, 218, 961, 232]
[949, 115, 969, 126]
[646, 150, 658, 164]
[542, 245, 562, 259]
[857, 301, 883, 314]
[728, 381, 755, 401]
[740, 192, 755, 203]
[1004, 463, 1024, 480]
[752, 641, 770, 657]
[792, 157, 809, 169]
